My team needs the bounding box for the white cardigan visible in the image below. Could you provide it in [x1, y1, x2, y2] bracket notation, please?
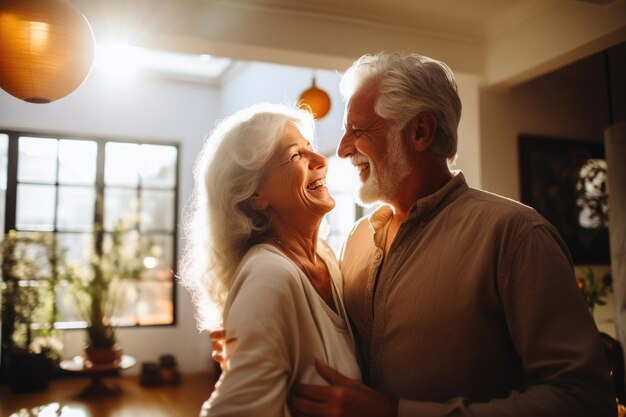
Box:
[201, 242, 361, 417]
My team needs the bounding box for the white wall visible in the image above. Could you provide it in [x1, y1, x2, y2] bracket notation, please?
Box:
[0, 70, 220, 374]
[221, 62, 345, 156]
[455, 74, 482, 188]
[479, 53, 609, 200]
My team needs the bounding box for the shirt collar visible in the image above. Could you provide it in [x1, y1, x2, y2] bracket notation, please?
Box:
[368, 171, 469, 233]
[406, 171, 468, 222]
[368, 204, 394, 249]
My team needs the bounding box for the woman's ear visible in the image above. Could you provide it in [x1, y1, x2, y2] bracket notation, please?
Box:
[408, 112, 437, 152]
[249, 192, 269, 211]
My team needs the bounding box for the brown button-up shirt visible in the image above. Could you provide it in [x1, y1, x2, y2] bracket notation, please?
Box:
[339, 173, 615, 417]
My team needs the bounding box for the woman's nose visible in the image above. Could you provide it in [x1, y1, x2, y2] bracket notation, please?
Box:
[309, 152, 327, 170]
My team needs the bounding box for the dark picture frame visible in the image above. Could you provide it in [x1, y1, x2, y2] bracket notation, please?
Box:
[518, 134, 609, 265]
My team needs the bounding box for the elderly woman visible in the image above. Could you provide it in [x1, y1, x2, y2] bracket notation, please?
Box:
[179, 103, 361, 416]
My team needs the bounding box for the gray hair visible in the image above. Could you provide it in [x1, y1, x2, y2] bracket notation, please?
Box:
[340, 53, 462, 161]
[178, 103, 316, 328]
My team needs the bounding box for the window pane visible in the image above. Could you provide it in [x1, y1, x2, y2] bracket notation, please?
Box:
[105, 142, 140, 186]
[0, 134, 8, 235]
[136, 280, 173, 325]
[104, 232, 173, 326]
[327, 194, 357, 233]
[325, 155, 360, 253]
[13, 231, 54, 277]
[328, 155, 359, 193]
[140, 145, 177, 188]
[57, 186, 96, 231]
[57, 232, 94, 266]
[58, 140, 97, 185]
[112, 280, 173, 326]
[104, 188, 138, 231]
[109, 280, 141, 326]
[56, 281, 84, 324]
[140, 190, 175, 232]
[16, 184, 56, 231]
[326, 194, 357, 253]
[18, 137, 58, 183]
[143, 234, 174, 277]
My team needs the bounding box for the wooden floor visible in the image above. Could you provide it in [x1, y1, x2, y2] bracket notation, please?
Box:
[0, 373, 217, 417]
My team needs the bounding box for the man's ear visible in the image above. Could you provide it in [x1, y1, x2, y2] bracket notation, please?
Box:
[249, 192, 269, 211]
[407, 112, 437, 152]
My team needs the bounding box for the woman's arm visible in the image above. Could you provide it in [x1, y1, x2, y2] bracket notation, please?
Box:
[202, 255, 300, 417]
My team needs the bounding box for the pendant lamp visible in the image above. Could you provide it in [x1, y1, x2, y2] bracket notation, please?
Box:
[0, 0, 95, 104]
[298, 73, 331, 120]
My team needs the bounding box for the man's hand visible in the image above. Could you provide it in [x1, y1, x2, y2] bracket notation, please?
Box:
[209, 327, 226, 370]
[290, 359, 398, 417]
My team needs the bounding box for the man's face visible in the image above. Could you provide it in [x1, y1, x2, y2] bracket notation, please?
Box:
[337, 81, 411, 205]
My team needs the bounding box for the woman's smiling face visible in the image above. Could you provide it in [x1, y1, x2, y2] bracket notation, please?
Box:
[255, 122, 335, 225]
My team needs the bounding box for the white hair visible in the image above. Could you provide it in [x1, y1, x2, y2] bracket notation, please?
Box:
[340, 53, 462, 162]
[178, 103, 316, 329]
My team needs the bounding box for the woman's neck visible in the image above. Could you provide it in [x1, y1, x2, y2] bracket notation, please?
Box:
[268, 220, 320, 263]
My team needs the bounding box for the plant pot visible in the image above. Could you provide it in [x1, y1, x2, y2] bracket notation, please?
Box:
[85, 345, 122, 365]
[8, 351, 52, 393]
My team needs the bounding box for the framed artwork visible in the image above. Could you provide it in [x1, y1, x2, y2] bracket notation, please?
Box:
[518, 134, 609, 265]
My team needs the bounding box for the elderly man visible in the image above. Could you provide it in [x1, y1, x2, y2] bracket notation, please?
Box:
[291, 53, 616, 417]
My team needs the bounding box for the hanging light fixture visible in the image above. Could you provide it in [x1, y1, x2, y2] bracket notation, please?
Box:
[0, 0, 95, 104]
[299, 71, 331, 120]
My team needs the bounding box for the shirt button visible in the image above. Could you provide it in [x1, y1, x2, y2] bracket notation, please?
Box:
[374, 251, 382, 261]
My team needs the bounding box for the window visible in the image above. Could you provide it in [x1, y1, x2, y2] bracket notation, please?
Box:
[325, 154, 382, 254]
[325, 155, 359, 253]
[1, 130, 178, 328]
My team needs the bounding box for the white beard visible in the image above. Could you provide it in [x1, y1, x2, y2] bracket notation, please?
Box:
[353, 127, 411, 207]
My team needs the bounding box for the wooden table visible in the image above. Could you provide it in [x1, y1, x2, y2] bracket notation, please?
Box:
[59, 355, 137, 398]
[0, 373, 217, 417]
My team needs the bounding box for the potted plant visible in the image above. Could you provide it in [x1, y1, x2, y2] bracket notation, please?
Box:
[576, 268, 611, 313]
[1, 231, 64, 392]
[66, 221, 153, 365]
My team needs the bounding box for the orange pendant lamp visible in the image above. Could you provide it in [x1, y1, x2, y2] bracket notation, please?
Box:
[0, 0, 95, 103]
[299, 73, 331, 120]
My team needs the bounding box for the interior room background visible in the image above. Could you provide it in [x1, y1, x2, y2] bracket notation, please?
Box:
[0, 0, 623, 376]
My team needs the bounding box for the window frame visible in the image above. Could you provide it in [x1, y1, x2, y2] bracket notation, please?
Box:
[0, 129, 180, 330]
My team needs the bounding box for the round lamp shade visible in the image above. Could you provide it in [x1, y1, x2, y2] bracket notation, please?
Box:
[0, 0, 94, 103]
[299, 77, 331, 120]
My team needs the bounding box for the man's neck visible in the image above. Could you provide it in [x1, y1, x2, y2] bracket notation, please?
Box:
[389, 164, 454, 221]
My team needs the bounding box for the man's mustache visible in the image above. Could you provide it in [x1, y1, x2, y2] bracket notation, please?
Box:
[350, 153, 369, 166]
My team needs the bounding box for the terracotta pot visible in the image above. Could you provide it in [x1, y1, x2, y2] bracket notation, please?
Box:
[85, 345, 122, 365]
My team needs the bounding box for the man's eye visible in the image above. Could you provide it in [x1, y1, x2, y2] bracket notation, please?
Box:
[352, 128, 363, 137]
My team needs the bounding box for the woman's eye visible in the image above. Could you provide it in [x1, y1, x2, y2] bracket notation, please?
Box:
[290, 152, 301, 161]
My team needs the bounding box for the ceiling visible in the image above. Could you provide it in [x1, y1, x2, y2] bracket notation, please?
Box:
[209, 0, 560, 41]
[72, 0, 626, 88]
